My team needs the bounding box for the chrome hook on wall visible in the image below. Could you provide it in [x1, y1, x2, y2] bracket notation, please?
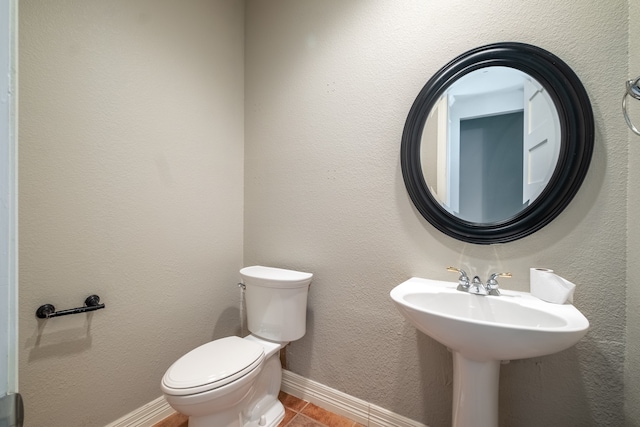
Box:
[623, 75, 640, 136]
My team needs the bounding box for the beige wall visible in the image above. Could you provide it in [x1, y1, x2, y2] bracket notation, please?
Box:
[18, 1, 245, 426]
[18, 1, 637, 426]
[245, 1, 628, 426]
[626, 0, 640, 424]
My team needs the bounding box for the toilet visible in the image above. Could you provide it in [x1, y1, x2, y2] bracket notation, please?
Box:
[161, 266, 313, 427]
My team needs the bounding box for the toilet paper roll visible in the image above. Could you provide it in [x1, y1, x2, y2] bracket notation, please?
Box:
[530, 268, 575, 304]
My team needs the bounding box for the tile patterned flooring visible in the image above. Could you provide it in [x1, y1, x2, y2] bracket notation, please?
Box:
[152, 391, 365, 427]
[278, 392, 365, 427]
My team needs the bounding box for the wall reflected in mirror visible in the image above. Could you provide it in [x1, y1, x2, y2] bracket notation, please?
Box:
[420, 66, 561, 224]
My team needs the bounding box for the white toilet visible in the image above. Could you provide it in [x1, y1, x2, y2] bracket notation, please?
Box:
[161, 266, 313, 427]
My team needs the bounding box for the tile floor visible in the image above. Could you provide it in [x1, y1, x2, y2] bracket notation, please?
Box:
[152, 391, 365, 427]
[278, 392, 365, 427]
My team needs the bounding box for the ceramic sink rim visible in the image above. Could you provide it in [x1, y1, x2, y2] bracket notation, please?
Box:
[390, 276, 589, 361]
[391, 277, 589, 332]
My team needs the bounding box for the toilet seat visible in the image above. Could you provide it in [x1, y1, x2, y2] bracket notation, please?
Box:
[161, 336, 264, 396]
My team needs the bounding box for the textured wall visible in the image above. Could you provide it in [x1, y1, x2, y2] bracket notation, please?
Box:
[245, 1, 628, 426]
[626, 0, 640, 424]
[18, 1, 244, 426]
[18, 1, 634, 426]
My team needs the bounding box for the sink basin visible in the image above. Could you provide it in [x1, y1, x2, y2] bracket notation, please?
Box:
[390, 277, 589, 361]
[390, 277, 589, 427]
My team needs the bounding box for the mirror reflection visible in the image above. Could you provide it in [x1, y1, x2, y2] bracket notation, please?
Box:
[420, 66, 561, 223]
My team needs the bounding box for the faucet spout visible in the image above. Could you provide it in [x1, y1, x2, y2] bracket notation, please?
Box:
[468, 276, 487, 295]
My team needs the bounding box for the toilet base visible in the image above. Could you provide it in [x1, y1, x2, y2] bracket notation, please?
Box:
[240, 351, 284, 426]
[187, 409, 241, 427]
[241, 400, 284, 427]
[186, 396, 284, 427]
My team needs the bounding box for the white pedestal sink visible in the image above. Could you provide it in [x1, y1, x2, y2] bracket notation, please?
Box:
[390, 277, 589, 427]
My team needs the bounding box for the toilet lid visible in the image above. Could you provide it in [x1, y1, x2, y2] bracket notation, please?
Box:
[162, 336, 264, 394]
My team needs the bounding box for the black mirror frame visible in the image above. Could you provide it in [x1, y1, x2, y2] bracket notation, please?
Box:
[401, 42, 594, 244]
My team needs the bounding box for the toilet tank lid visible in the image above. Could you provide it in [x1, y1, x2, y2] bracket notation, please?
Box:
[240, 266, 313, 288]
[161, 336, 264, 394]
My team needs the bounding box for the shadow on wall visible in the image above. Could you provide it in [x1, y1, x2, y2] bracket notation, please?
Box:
[401, 327, 452, 426]
[25, 316, 96, 362]
[498, 339, 623, 426]
[211, 305, 244, 341]
[282, 307, 314, 374]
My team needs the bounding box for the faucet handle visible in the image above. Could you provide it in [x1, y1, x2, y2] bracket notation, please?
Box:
[447, 266, 470, 290]
[487, 272, 512, 282]
[486, 272, 512, 296]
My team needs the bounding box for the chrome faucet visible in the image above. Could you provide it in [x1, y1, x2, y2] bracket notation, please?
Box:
[485, 272, 512, 296]
[447, 267, 469, 291]
[447, 267, 511, 296]
[468, 276, 487, 295]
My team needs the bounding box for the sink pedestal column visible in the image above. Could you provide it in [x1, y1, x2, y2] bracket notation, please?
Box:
[452, 352, 500, 427]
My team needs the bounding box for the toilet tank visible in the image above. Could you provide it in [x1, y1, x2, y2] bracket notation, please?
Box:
[240, 266, 313, 342]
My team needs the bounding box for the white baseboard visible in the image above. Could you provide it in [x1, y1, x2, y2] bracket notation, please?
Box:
[281, 370, 429, 427]
[106, 371, 429, 427]
[104, 396, 174, 427]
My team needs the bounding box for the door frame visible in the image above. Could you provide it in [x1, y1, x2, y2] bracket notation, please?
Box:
[0, 0, 18, 396]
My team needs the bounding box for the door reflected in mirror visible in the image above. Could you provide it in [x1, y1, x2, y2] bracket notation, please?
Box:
[420, 66, 561, 224]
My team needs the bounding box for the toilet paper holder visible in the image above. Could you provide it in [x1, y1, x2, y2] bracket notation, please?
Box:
[36, 294, 105, 319]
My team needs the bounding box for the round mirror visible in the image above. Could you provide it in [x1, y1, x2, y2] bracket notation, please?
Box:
[401, 43, 594, 244]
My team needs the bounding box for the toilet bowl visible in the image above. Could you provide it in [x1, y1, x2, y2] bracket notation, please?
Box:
[161, 266, 312, 427]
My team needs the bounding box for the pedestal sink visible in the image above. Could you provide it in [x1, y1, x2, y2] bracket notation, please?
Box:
[390, 277, 589, 427]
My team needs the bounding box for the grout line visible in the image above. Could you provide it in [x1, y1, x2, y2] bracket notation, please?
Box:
[280, 393, 360, 427]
